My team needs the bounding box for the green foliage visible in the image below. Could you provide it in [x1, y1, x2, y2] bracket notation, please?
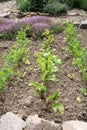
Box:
[3, 28, 28, 68]
[31, 82, 47, 99]
[80, 88, 87, 96]
[0, 28, 30, 92]
[59, 0, 81, 9]
[36, 30, 62, 83]
[0, 33, 16, 40]
[60, 0, 87, 10]
[80, 0, 87, 10]
[65, 23, 87, 82]
[16, 0, 87, 12]
[65, 23, 87, 98]
[0, 67, 14, 92]
[16, 0, 31, 12]
[46, 91, 64, 114]
[36, 50, 62, 83]
[42, 29, 54, 49]
[16, 0, 48, 12]
[51, 26, 64, 34]
[43, 1, 68, 16]
[30, 0, 45, 12]
[31, 30, 63, 114]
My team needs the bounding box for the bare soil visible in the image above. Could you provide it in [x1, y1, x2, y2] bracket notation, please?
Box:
[0, 28, 87, 123]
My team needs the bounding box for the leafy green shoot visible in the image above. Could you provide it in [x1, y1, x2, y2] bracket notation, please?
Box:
[80, 88, 87, 96]
[46, 91, 64, 114]
[32, 81, 47, 99]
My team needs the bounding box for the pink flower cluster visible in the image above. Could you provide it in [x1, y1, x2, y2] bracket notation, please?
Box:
[0, 16, 55, 35]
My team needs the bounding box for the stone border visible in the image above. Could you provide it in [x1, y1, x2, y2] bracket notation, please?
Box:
[0, 112, 87, 130]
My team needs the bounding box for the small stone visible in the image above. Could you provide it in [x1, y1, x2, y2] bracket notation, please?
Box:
[62, 120, 87, 130]
[80, 20, 87, 29]
[67, 9, 86, 16]
[0, 12, 10, 17]
[20, 96, 33, 107]
[24, 96, 33, 107]
[41, 118, 61, 130]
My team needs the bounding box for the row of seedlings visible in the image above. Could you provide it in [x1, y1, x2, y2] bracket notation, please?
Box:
[31, 30, 64, 114]
[65, 23, 87, 95]
[0, 28, 30, 92]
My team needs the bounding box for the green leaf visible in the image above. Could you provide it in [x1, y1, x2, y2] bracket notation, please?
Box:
[41, 70, 48, 82]
[52, 102, 64, 114]
[80, 88, 87, 96]
[0, 85, 3, 92]
[46, 91, 59, 103]
[47, 74, 58, 81]
[32, 81, 47, 94]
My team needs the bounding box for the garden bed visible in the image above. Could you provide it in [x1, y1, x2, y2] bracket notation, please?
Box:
[0, 27, 87, 123]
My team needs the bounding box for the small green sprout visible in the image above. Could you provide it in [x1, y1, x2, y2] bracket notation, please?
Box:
[32, 81, 47, 99]
[46, 91, 64, 114]
[80, 88, 87, 96]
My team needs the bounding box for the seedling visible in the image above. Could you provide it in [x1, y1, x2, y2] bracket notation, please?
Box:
[32, 30, 64, 114]
[36, 30, 62, 84]
[46, 91, 64, 114]
[0, 27, 30, 92]
[36, 50, 62, 84]
[42, 29, 54, 50]
[31, 81, 47, 99]
[0, 66, 14, 91]
[80, 88, 87, 96]
[65, 23, 87, 85]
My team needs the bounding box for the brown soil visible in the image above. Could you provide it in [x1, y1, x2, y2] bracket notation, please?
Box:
[0, 28, 87, 123]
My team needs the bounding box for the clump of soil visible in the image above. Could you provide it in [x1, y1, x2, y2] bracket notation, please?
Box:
[0, 28, 87, 123]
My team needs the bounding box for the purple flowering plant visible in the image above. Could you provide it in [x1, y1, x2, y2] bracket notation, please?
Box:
[0, 16, 62, 39]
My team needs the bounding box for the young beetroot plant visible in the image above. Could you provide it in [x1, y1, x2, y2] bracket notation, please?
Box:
[65, 23, 87, 93]
[46, 91, 64, 114]
[32, 30, 64, 114]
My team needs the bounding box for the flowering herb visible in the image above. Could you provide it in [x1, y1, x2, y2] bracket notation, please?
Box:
[0, 16, 55, 39]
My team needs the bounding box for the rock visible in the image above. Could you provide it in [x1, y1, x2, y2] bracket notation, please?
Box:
[68, 9, 86, 16]
[26, 115, 42, 130]
[80, 20, 87, 29]
[62, 120, 87, 130]
[0, 112, 26, 130]
[23, 96, 33, 107]
[41, 118, 61, 130]
[20, 96, 33, 107]
[26, 114, 61, 130]
[0, 12, 10, 17]
[73, 22, 80, 28]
